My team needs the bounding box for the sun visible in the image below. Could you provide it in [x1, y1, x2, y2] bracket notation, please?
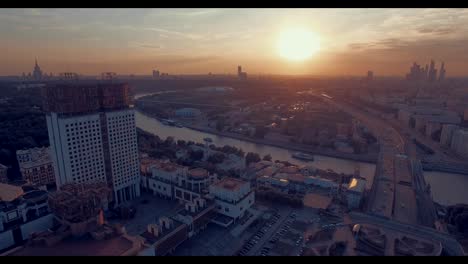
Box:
[277, 28, 320, 61]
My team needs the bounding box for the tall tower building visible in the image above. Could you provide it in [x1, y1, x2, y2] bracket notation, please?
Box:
[439, 62, 446, 81]
[237, 65, 242, 76]
[428, 59, 437, 82]
[33, 58, 43, 80]
[424, 64, 429, 80]
[43, 81, 140, 206]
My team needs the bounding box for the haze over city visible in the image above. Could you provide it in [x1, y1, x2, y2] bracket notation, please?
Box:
[1, 8, 468, 257]
[2, 8, 468, 76]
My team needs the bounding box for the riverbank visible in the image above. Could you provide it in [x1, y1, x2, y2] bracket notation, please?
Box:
[135, 108, 377, 165]
[185, 124, 377, 163]
[135, 108, 377, 163]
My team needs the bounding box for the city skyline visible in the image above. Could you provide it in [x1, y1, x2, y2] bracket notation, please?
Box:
[2, 8, 468, 76]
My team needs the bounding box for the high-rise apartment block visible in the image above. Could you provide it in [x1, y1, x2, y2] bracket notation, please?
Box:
[43, 81, 140, 206]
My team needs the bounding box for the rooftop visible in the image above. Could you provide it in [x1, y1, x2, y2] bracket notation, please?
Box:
[0, 183, 24, 202]
[139, 220, 185, 245]
[348, 178, 366, 193]
[0, 163, 8, 169]
[287, 173, 306, 183]
[303, 193, 332, 209]
[16, 147, 52, 168]
[152, 161, 184, 173]
[213, 177, 247, 191]
[187, 168, 209, 179]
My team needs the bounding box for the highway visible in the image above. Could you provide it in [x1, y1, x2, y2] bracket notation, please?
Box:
[350, 212, 465, 256]
[319, 94, 436, 227]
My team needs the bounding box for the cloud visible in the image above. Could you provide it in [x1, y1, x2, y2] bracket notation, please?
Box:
[139, 44, 162, 49]
[417, 27, 456, 35]
[144, 27, 205, 40]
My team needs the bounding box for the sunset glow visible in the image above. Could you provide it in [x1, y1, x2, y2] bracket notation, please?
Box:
[277, 29, 320, 61]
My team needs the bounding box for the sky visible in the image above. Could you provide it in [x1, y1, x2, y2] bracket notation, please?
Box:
[2, 8, 468, 77]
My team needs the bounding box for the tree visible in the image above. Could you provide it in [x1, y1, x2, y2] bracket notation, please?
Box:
[189, 149, 204, 161]
[254, 125, 268, 139]
[216, 118, 225, 132]
[177, 140, 186, 147]
[207, 153, 225, 164]
[262, 154, 272, 161]
[245, 152, 261, 166]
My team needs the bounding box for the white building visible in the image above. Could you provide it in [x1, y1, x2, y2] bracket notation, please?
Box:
[143, 161, 216, 204]
[450, 129, 468, 159]
[174, 108, 201, 119]
[44, 83, 140, 207]
[16, 147, 55, 186]
[346, 178, 366, 209]
[209, 177, 254, 225]
[0, 185, 54, 252]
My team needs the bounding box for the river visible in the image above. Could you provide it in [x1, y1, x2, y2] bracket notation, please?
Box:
[135, 110, 377, 185]
[134, 93, 467, 206]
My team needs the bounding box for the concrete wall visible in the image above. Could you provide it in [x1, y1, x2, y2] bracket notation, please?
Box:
[20, 213, 54, 240]
[214, 192, 255, 219]
[0, 230, 15, 251]
[148, 178, 172, 198]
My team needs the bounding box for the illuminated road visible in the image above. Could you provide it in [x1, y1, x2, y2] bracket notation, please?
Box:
[319, 94, 434, 227]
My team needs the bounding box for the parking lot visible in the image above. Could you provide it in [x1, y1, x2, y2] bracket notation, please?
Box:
[234, 199, 347, 256]
[233, 205, 295, 256]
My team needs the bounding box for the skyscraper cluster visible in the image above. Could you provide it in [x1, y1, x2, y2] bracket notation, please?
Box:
[406, 59, 446, 82]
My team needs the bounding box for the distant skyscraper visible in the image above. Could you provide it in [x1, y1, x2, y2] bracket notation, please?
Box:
[43, 81, 140, 206]
[428, 59, 437, 82]
[439, 62, 446, 81]
[424, 64, 429, 80]
[367, 71, 373, 81]
[237, 65, 247, 79]
[33, 58, 43, 80]
[152, 69, 160, 78]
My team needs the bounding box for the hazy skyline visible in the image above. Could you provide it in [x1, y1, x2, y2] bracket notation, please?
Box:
[2, 8, 468, 76]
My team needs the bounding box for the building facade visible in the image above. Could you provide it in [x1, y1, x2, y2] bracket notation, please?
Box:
[0, 164, 7, 184]
[209, 177, 254, 222]
[451, 129, 468, 159]
[43, 81, 140, 206]
[16, 147, 55, 186]
[143, 161, 216, 204]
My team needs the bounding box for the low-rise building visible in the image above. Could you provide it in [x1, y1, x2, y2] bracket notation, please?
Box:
[139, 198, 217, 256]
[0, 164, 7, 184]
[174, 108, 201, 119]
[16, 147, 55, 187]
[0, 184, 53, 252]
[138, 217, 189, 256]
[209, 177, 254, 226]
[346, 178, 366, 209]
[142, 160, 216, 204]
